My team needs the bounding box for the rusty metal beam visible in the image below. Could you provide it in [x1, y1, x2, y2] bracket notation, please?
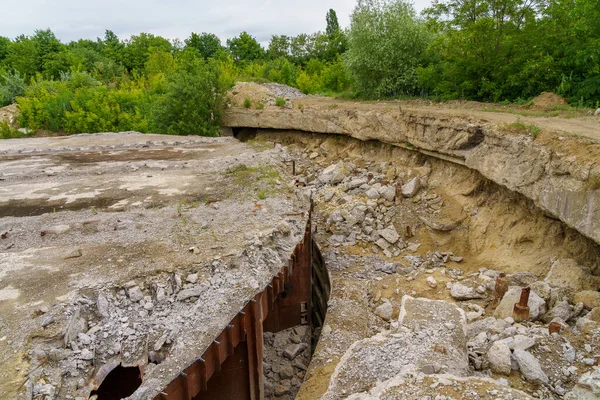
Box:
[153, 210, 315, 400]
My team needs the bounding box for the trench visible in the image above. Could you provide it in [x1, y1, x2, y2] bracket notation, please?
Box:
[91, 210, 330, 400]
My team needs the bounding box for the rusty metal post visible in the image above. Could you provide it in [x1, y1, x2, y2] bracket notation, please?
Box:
[513, 287, 531, 322]
[491, 273, 509, 309]
[549, 322, 561, 334]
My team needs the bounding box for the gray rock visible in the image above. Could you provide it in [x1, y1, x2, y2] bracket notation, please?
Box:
[96, 291, 109, 318]
[128, 286, 144, 302]
[488, 341, 512, 375]
[348, 177, 368, 190]
[542, 300, 572, 323]
[63, 308, 88, 347]
[366, 188, 380, 199]
[319, 162, 347, 185]
[378, 227, 400, 244]
[595, 108, 600, 116]
[513, 349, 549, 384]
[493, 286, 546, 321]
[450, 282, 486, 300]
[379, 186, 396, 202]
[376, 263, 398, 274]
[401, 177, 421, 198]
[283, 343, 307, 360]
[186, 273, 198, 284]
[375, 238, 391, 250]
[375, 302, 393, 321]
[176, 286, 203, 301]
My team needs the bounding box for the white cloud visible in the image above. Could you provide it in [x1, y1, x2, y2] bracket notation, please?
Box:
[1, 0, 433, 44]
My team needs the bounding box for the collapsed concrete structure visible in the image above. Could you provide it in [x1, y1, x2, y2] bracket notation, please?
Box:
[1, 83, 600, 399]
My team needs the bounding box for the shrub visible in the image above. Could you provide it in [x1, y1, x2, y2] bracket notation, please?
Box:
[346, 0, 431, 97]
[151, 52, 228, 136]
[0, 70, 26, 106]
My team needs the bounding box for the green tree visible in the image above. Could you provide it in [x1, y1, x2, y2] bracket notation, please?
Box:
[227, 32, 264, 61]
[0, 37, 11, 66]
[6, 35, 37, 77]
[123, 33, 172, 72]
[346, 0, 431, 97]
[267, 35, 291, 60]
[326, 9, 341, 38]
[101, 30, 125, 65]
[185, 32, 222, 59]
[151, 50, 228, 136]
[420, 0, 547, 101]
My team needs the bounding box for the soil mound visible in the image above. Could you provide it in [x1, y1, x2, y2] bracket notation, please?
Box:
[531, 92, 568, 110]
[228, 82, 305, 108]
[0, 104, 18, 126]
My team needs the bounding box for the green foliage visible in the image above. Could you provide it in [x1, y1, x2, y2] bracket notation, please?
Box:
[0, 70, 26, 106]
[227, 32, 264, 61]
[123, 33, 172, 73]
[275, 97, 286, 107]
[346, 0, 431, 97]
[326, 9, 341, 38]
[263, 57, 297, 86]
[150, 51, 228, 136]
[0, 121, 29, 139]
[243, 97, 252, 108]
[185, 33, 222, 59]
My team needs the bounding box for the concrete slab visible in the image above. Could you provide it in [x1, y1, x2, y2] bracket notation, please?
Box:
[0, 133, 309, 399]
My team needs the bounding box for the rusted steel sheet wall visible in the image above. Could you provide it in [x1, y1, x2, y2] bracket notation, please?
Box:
[154, 213, 314, 400]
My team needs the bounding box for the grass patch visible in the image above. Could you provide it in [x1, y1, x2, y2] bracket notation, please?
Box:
[256, 102, 264, 110]
[227, 163, 282, 200]
[243, 97, 252, 108]
[0, 122, 30, 139]
[247, 139, 273, 152]
[275, 97, 286, 107]
[501, 119, 541, 138]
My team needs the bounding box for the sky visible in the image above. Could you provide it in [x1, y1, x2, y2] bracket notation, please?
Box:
[1, 0, 433, 45]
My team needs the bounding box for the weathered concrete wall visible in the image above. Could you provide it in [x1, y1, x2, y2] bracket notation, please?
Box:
[223, 107, 600, 246]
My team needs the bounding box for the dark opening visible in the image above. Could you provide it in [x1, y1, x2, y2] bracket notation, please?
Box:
[232, 128, 257, 142]
[90, 365, 142, 400]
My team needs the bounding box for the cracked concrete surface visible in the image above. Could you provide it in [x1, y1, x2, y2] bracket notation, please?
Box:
[0, 133, 310, 399]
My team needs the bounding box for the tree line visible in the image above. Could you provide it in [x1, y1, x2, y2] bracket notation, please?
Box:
[0, 0, 598, 137]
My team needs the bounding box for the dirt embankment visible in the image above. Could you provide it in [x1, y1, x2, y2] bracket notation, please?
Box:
[223, 83, 600, 250]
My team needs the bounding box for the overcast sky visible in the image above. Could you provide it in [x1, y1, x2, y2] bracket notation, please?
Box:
[1, 0, 432, 45]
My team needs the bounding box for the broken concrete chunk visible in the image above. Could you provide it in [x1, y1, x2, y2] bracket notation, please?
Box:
[366, 188, 380, 199]
[63, 308, 88, 348]
[493, 286, 546, 321]
[379, 185, 396, 202]
[487, 340, 512, 375]
[574, 291, 600, 309]
[283, 343, 307, 360]
[401, 177, 421, 198]
[545, 259, 600, 295]
[127, 286, 144, 302]
[375, 302, 393, 321]
[176, 286, 203, 301]
[378, 227, 400, 244]
[513, 349, 549, 384]
[450, 282, 486, 300]
[96, 291, 110, 318]
[318, 162, 347, 185]
[375, 238, 391, 250]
